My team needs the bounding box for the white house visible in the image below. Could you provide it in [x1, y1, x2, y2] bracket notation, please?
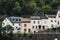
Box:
[30, 16, 41, 33]
[2, 16, 23, 33]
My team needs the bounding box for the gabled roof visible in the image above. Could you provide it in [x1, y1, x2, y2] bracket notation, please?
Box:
[7, 16, 23, 23]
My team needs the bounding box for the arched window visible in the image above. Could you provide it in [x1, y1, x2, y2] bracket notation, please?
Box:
[58, 21, 59, 25]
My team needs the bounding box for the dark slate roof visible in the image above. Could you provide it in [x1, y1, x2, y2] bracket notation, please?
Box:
[30, 16, 41, 20]
[45, 14, 56, 18]
[7, 16, 23, 23]
[40, 16, 48, 19]
[30, 16, 48, 20]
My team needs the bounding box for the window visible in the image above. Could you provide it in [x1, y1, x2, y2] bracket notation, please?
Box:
[19, 19, 21, 21]
[24, 29, 26, 32]
[55, 20, 56, 22]
[39, 25, 41, 29]
[17, 28, 20, 30]
[43, 26, 45, 29]
[24, 24, 27, 27]
[34, 31, 36, 33]
[32, 26, 34, 29]
[33, 21, 35, 24]
[19, 23, 20, 26]
[38, 21, 39, 24]
[58, 21, 59, 25]
[51, 24, 53, 28]
[16, 19, 18, 21]
[51, 20, 53, 22]
[28, 29, 31, 32]
[16, 27, 17, 28]
[12, 18, 15, 21]
[36, 26, 37, 28]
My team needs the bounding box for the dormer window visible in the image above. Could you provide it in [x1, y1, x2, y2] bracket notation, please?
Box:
[19, 19, 21, 21]
[12, 18, 15, 21]
[16, 19, 18, 21]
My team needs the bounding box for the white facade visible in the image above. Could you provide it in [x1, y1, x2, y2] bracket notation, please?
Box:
[31, 19, 41, 33]
[2, 18, 13, 27]
[12, 23, 21, 33]
[2, 10, 60, 34]
[2, 17, 22, 34]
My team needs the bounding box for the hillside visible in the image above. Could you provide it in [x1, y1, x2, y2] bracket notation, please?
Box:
[0, 0, 60, 16]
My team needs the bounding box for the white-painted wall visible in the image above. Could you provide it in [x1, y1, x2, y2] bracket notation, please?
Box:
[2, 18, 13, 27]
[31, 20, 41, 33]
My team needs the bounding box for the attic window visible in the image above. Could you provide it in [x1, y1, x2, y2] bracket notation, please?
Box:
[16, 19, 18, 21]
[19, 19, 21, 21]
[12, 18, 14, 21]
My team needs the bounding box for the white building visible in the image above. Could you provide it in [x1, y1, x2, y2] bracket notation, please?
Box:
[2, 17, 23, 33]
[2, 9, 60, 34]
[30, 16, 41, 33]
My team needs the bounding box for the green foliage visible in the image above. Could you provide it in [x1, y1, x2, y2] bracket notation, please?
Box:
[29, 1, 37, 11]
[42, 5, 52, 14]
[27, 32, 32, 37]
[13, 2, 21, 15]
[2, 25, 13, 33]
[0, 0, 60, 16]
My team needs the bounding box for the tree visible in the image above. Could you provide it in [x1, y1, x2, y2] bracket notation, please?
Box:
[13, 2, 21, 16]
[42, 5, 52, 14]
[2, 25, 13, 33]
[28, 0, 37, 15]
[2, 25, 14, 40]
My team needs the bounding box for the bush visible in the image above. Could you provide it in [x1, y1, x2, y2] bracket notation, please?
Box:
[27, 32, 32, 38]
